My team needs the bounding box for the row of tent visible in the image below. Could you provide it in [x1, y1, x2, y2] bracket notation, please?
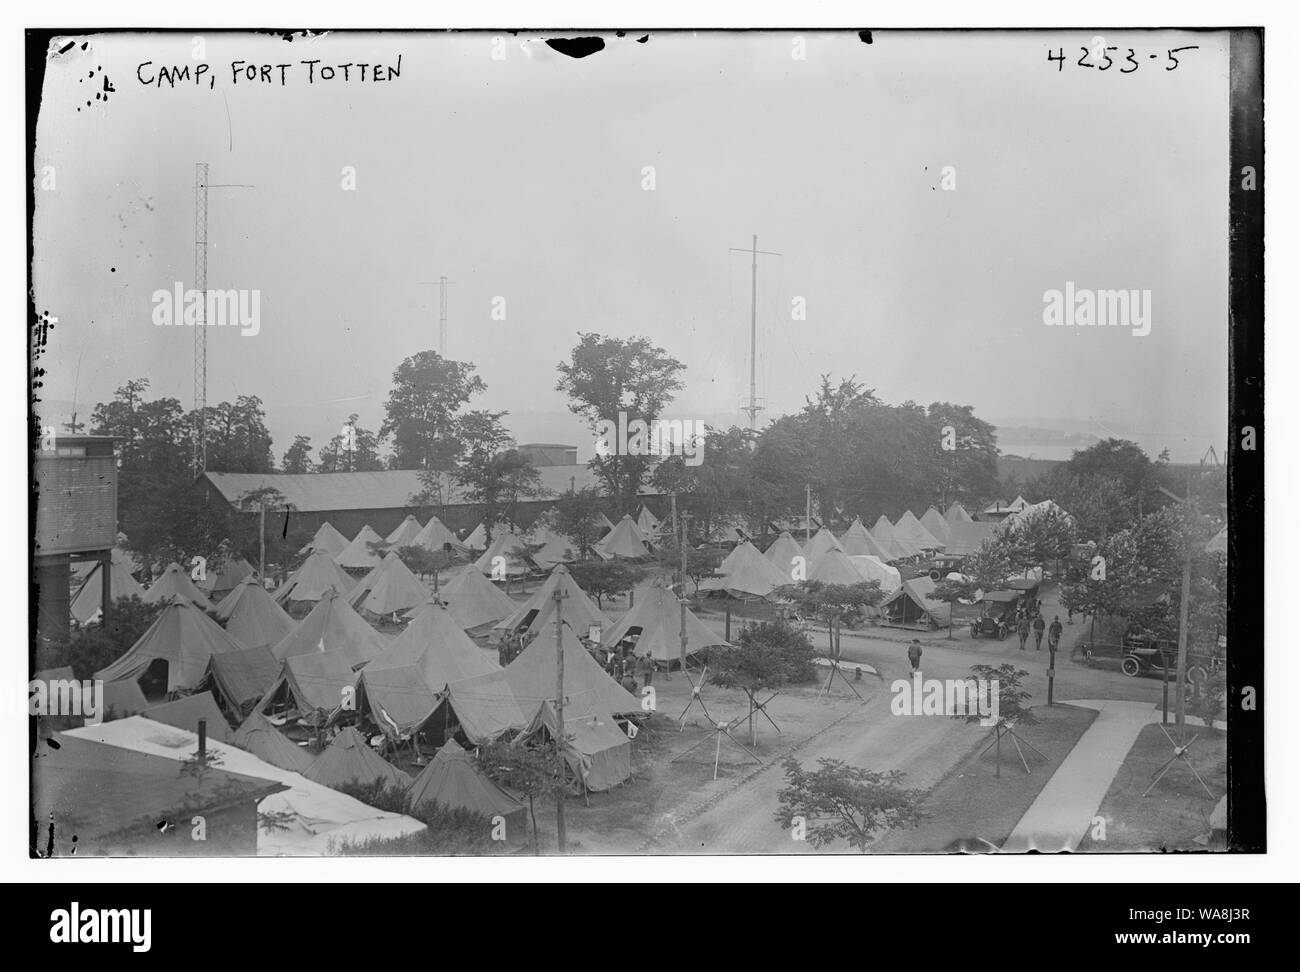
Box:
[91, 563, 733, 793]
[298, 504, 666, 573]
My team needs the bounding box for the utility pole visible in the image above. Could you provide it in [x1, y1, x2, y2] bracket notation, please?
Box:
[258, 502, 267, 583]
[729, 235, 780, 431]
[680, 513, 692, 670]
[805, 484, 812, 545]
[1158, 473, 1198, 742]
[553, 586, 568, 852]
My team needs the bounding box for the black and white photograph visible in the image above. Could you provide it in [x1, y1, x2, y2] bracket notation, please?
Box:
[20, 12, 1272, 888]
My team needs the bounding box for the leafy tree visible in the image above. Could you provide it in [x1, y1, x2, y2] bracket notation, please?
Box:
[568, 560, 639, 609]
[928, 578, 976, 638]
[317, 414, 386, 472]
[282, 435, 314, 473]
[395, 544, 457, 583]
[46, 596, 166, 680]
[201, 395, 274, 472]
[774, 756, 926, 852]
[706, 619, 818, 744]
[445, 411, 542, 542]
[776, 580, 884, 660]
[555, 333, 686, 505]
[927, 401, 1000, 510]
[379, 351, 487, 471]
[964, 538, 1012, 591]
[477, 737, 568, 855]
[954, 663, 1036, 778]
[550, 486, 607, 558]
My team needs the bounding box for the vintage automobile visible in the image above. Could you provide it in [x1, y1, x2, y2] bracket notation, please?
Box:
[1120, 634, 1221, 682]
[969, 590, 1022, 639]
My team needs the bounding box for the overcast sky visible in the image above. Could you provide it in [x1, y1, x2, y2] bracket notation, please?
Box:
[32, 29, 1229, 463]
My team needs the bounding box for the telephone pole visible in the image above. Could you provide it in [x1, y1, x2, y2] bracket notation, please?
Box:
[729, 235, 780, 431]
[553, 586, 568, 852]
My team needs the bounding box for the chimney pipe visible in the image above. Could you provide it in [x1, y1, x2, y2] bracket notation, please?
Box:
[197, 719, 207, 767]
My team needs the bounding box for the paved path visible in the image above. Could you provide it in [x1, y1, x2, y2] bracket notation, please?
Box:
[1001, 698, 1156, 852]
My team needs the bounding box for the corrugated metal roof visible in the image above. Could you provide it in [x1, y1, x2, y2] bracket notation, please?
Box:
[204, 465, 617, 513]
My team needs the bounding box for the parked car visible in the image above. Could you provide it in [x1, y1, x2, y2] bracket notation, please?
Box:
[969, 590, 1022, 639]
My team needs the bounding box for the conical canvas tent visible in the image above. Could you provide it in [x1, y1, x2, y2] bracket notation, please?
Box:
[494, 565, 606, 641]
[847, 555, 902, 593]
[601, 583, 729, 662]
[274, 550, 356, 605]
[335, 524, 385, 569]
[594, 512, 616, 536]
[412, 515, 467, 556]
[96, 596, 245, 695]
[429, 669, 529, 745]
[840, 518, 896, 561]
[143, 692, 235, 742]
[141, 563, 213, 609]
[216, 576, 296, 649]
[197, 555, 255, 596]
[869, 516, 917, 560]
[304, 727, 411, 791]
[765, 531, 806, 579]
[473, 531, 532, 577]
[505, 624, 639, 720]
[880, 576, 951, 629]
[920, 506, 952, 546]
[595, 515, 653, 560]
[803, 527, 844, 565]
[894, 510, 942, 552]
[233, 711, 314, 773]
[201, 645, 281, 717]
[463, 523, 488, 551]
[71, 550, 146, 624]
[298, 521, 349, 557]
[525, 700, 632, 793]
[349, 553, 429, 617]
[270, 588, 387, 668]
[356, 600, 498, 736]
[532, 532, 581, 569]
[438, 567, 517, 632]
[702, 540, 789, 599]
[258, 649, 358, 722]
[945, 501, 974, 525]
[385, 514, 424, 548]
[809, 547, 866, 586]
[405, 740, 526, 842]
[1206, 525, 1228, 555]
[636, 504, 662, 538]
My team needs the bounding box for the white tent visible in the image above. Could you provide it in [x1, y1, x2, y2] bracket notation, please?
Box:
[335, 525, 386, 570]
[847, 554, 902, 593]
[298, 521, 349, 557]
[473, 530, 532, 578]
[67, 717, 424, 855]
[803, 527, 843, 565]
[384, 514, 424, 548]
[701, 540, 789, 600]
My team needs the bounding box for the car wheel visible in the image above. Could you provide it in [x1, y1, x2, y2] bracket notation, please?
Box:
[1121, 656, 1141, 677]
[1188, 664, 1208, 685]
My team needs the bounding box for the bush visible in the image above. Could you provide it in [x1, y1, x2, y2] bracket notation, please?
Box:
[706, 618, 819, 688]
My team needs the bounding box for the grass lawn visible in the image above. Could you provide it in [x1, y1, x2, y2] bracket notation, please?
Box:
[1076, 723, 1226, 852]
[871, 702, 1098, 853]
